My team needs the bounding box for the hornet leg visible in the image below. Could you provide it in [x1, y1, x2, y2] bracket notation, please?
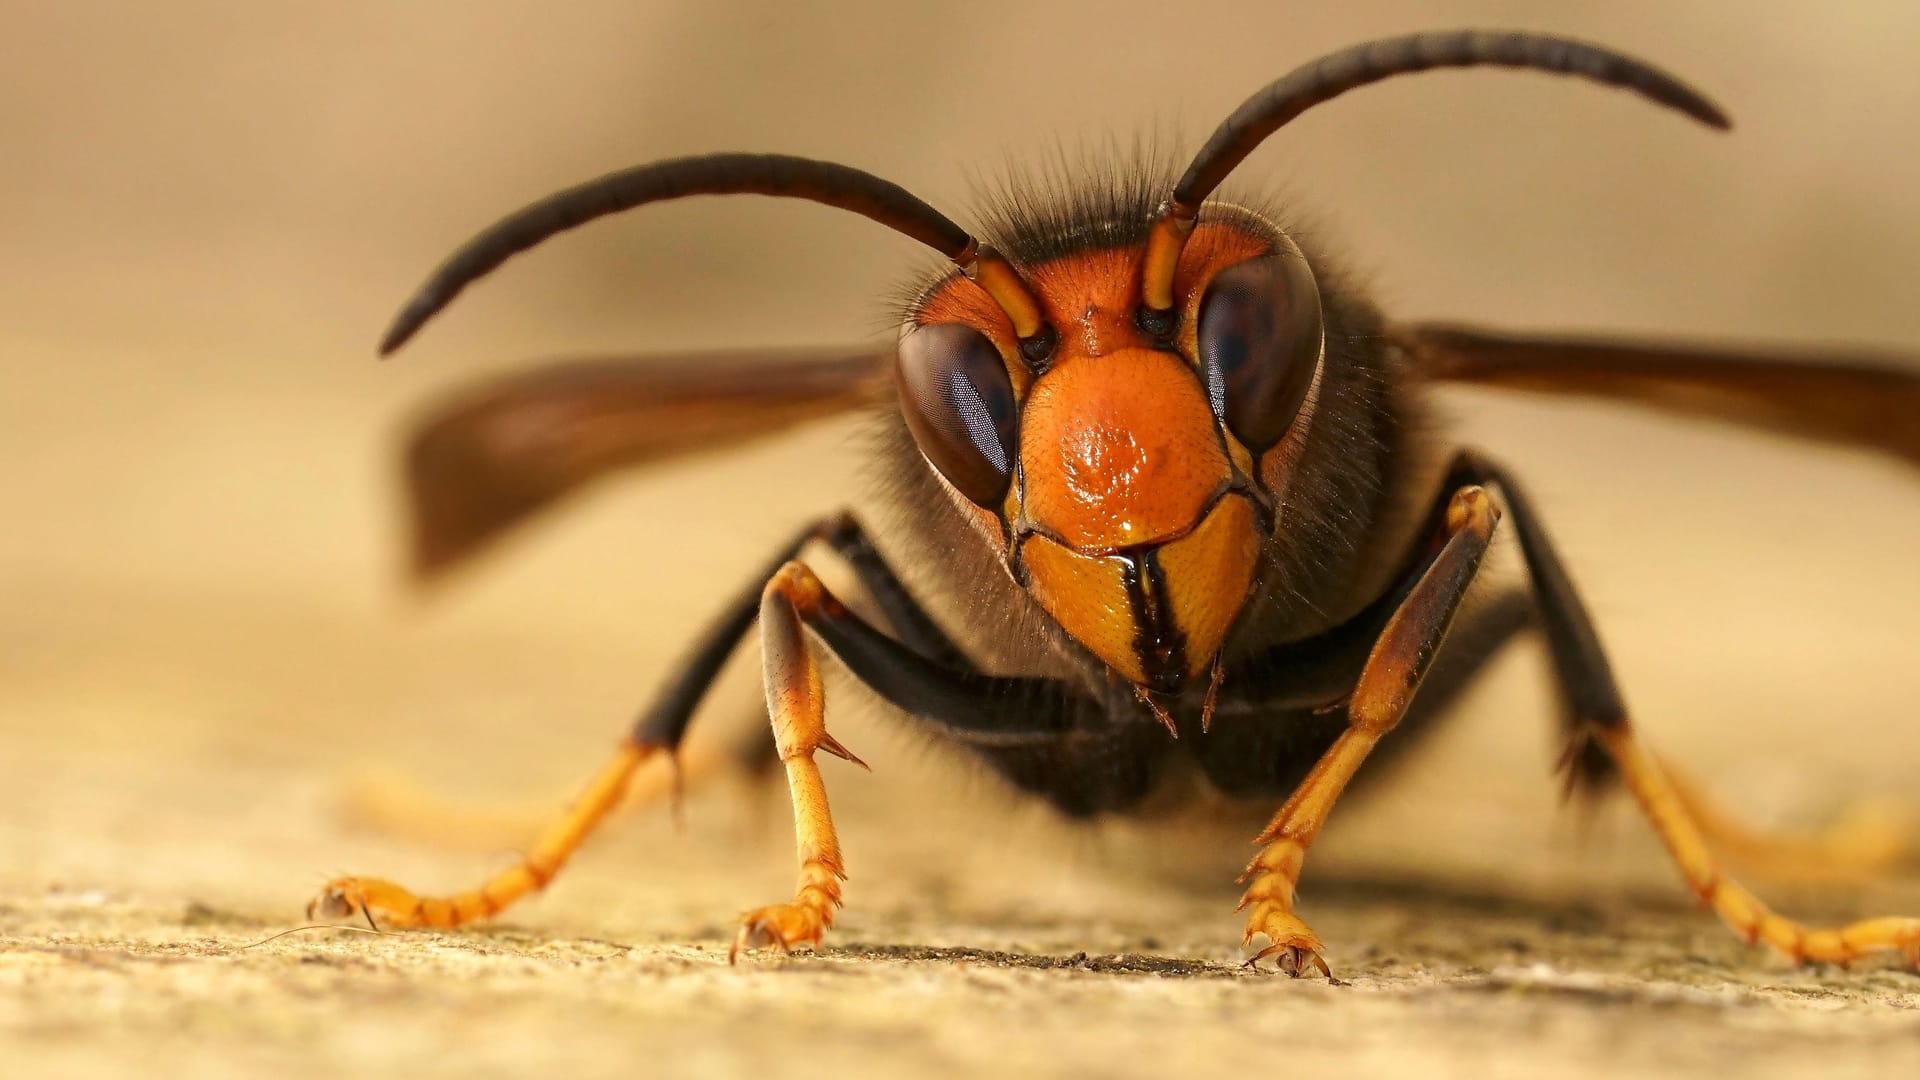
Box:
[1460, 452, 1919, 970]
[1239, 484, 1500, 977]
[309, 513, 958, 929]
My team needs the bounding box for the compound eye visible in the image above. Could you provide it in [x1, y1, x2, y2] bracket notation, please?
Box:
[895, 322, 1018, 506]
[1195, 253, 1323, 452]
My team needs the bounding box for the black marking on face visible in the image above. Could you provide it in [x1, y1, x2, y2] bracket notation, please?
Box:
[1122, 549, 1189, 694]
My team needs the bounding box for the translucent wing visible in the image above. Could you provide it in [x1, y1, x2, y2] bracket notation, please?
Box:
[1399, 323, 1920, 466]
[403, 346, 887, 580]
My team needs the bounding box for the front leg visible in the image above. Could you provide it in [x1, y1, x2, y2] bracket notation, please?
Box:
[730, 557, 1125, 958]
[730, 560, 868, 960]
[1239, 485, 1500, 977]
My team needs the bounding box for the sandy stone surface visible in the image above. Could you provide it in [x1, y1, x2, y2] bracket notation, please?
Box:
[7, 808, 1920, 1080]
[6, 606, 1920, 1080]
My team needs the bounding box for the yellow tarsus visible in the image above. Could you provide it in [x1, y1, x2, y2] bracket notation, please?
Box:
[1598, 726, 1920, 970]
[309, 741, 656, 929]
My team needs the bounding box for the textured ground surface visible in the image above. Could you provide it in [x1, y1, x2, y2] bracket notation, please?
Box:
[6, 642, 1920, 1080]
[7, 835, 1920, 1080]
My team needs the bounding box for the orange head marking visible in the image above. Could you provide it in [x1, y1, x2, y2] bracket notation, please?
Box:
[1021, 348, 1226, 552]
[901, 218, 1306, 693]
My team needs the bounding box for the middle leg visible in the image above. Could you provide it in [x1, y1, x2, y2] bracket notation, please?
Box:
[310, 512, 991, 931]
[1458, 451, 1920, 970]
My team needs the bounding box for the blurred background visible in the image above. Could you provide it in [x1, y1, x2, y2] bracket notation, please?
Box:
[3, 0, 1918, 995]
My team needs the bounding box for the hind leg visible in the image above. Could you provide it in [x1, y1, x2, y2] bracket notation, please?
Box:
[1662, 759, 1913, 884]
[336, 726, 771, 855]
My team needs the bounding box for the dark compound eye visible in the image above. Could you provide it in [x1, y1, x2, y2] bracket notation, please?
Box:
[1196, 253, 1324, 453]
[895, 322, 1018, 507]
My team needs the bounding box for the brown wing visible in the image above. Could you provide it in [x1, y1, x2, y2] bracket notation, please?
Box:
[404, 346, 889, 581]
[1397, 323, 1920, 467]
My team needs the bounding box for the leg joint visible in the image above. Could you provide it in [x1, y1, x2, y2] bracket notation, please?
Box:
[763, 559, 842, 620]
[1445, 484, 1500, 537]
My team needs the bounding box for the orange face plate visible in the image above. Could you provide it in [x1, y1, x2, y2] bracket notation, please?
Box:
[1020, 346, 1226, 552]
[913, 220, 1278, 690]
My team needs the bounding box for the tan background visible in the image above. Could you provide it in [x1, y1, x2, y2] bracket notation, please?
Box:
[3, 3, 1919, 1078]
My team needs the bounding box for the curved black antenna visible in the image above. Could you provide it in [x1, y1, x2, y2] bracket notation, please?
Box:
[379, 153, 1030, 356]
[1139, 30, 1731, 313]
[1179, 30, 1728, 206]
